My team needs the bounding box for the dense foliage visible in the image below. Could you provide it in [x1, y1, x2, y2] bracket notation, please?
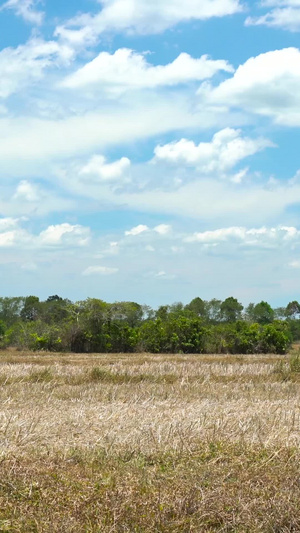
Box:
[0, 295, 297, 354]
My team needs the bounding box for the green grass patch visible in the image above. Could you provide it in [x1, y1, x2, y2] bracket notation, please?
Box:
[27, 368, 54, 383]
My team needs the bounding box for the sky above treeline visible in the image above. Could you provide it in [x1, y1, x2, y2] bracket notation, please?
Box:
[0, 0, 300, 307]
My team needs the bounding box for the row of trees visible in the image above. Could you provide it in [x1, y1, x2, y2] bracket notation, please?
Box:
[0, 295, 297, 354]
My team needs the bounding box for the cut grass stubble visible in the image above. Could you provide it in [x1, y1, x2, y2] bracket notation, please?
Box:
[0, 350, 300, 531]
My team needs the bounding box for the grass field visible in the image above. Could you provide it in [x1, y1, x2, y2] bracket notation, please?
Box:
[0, 350, 300, 532]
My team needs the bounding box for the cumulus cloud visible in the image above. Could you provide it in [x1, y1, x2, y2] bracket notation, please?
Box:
[0, 228, 31, 247]
[1, 0, 44, 25]
[79, 155, 131, 181]
[125, 224, 173, 237]
[0, 38, 73, 99]
[0, 217, 21, 231]
[38, 223, 91, 247]
[13, 180, 39, 202]
[125, 224, 149, 236]
[246, 1, 300, 31]
[61, 49, 233, 92]
[185, 225, 300, 247]
[154, 128, 273, 173]
[155, 270, 176, 279]
[82, 265, 119, 275]
[0, 218, 38, 249]
[2, 180, 75, 218]
[198, 48, 300, 126]
[0, 219, 91, 250]
[154, 224, 172, 235]
[55, 0, 243, 46]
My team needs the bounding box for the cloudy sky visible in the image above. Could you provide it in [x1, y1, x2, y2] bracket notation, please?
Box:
[0, 0, 300, 306]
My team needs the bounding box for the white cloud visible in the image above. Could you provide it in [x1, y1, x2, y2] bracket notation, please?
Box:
[125, 224, 149, 236]
[154, 224, 172, 235]
[61, 49, 233, 92]
[154, 270, 176, 280]
[154, 128, 273, 173]
[186, 226, 245, 243]
[56, 151, 300, 227]
[0, 91, 216, 163]
[1, 0, 44, 25]
[185, 225, 300, 247]
[0, 217, 21, 231]
[198, 48, 300, 126]
[0, 228, 31, 247]
[13, 180, 39, 202]
[124, 224, 172, 237]
[79, 155, 131, 181]
[0, 219, 91, 250]
[38, 223, 91, 247]
[55, 149, 300, 227]
[126, 178, 300, 225]
[55, 0, 243, 46]
[82, 265, 119, 276]
[246, 1, 300, 31]
[230, 167, 248, 184]
[0, 217, 32, 248]
[1, 181, 75, 218]
[0, 38, 73, 99]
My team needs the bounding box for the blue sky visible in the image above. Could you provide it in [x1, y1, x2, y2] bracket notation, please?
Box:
[0, 0, 300, 307]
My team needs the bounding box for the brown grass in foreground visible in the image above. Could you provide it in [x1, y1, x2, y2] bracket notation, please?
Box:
[1, 443, 300, 532]
[0, 350, 300, 531]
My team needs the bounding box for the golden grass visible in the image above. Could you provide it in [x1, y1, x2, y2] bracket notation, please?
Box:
[0, 349, 300, 531]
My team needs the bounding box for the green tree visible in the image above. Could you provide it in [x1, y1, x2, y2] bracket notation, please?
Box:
[109, 301, 143, 327]
[77, 298, 110, 352]
[246, 301, 274, 325]
[206, 299, 222, 323]
[20, 296, 40, 321]
[47, 295, 63, 303]
[0, 297, 24, 326]
[169, 302, 184, 314]
[41, 296, 70, 324]
[155, 305, 170, 321]
[139, 319, 167, 353]
[286, 301, 300, 319]
[274, 307, 286, 320]
[185, 297, 208, 320]
[220, 297, 243, 322]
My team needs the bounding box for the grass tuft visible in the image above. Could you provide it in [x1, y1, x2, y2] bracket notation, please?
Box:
[28, 368, 53, 383]
[290, 350, 300, 373]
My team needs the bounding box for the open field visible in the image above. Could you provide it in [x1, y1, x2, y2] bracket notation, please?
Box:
[1, 350, 300, 532]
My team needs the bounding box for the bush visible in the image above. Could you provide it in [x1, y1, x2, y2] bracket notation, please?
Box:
[259, 322, 291, 354]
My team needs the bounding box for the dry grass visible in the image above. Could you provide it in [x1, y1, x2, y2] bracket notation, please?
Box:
[0, 349, 300, 531]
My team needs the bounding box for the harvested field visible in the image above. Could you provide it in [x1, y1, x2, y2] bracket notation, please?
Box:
[0, 350, 300, 532]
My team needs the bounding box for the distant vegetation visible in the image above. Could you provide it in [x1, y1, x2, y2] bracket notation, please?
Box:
[0, 295, 298, 354]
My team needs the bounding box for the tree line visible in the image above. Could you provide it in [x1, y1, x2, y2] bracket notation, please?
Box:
[0, 295, 298, 354]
